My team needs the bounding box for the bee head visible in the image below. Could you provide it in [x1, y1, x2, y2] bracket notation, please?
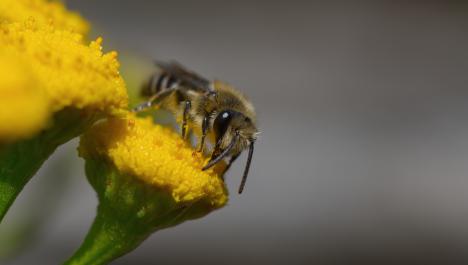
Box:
[213, 110, 257, 147]
[211, 109, 257, 194]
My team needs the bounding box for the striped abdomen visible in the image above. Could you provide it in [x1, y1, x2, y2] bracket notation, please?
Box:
[141, 72, 179, 97]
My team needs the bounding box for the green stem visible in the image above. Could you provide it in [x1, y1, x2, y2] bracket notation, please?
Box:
[64, 159, 216, 265]
[64, 201, 205, 265]
[0, 137, 58, 221]
[64, 205, 145, 265]
[0, 109, 98, 222]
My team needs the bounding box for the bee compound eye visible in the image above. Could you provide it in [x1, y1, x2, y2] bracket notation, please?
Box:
[213, 110, 234, 139]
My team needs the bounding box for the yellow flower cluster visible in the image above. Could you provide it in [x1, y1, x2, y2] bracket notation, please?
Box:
[0, 0, 89, 34]
[79, 113, 228, 207]
[0, 0, 128, 141]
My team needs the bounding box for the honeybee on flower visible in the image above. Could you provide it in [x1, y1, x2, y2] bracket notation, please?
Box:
[134, 62, 258, 194]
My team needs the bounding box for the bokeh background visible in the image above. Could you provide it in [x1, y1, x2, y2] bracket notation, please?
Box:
[2, 1, 468, 264]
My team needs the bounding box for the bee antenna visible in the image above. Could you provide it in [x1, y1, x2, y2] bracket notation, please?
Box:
[202, 133, 239, 171]
[238, 141, 254, 194]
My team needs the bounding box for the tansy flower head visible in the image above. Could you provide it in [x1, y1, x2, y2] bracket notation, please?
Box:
[0, 0, 89, 35]
[66, 113, 228, 265]
[79, 112, 228, 207]
[0, 20, 128, 141]
[0, 21, 128, 114]
[0, 3, 127, 222]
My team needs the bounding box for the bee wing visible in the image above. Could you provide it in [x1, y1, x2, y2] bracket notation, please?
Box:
[155, 61, 213, 92]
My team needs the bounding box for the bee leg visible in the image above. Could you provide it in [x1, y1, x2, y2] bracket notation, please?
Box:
[132, 89, 175, 112]
[197, 115, 209, 152]
[181, 100, 191, 139]
[223, 153, 240, 175]
[132, 96, 155, 112]
[203, 133, 239, 171]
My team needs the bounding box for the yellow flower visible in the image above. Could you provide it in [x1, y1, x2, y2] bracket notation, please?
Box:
[67, 112, 228, 265]
[0, 1, 127, 222]
[0, 0, 89, 35]
[0, 52, 50, 141]
[1, 21, 128, 112]
[0, 20, 128, 140]
[0, 0, 126, 141]
[80, 112, 228, 207]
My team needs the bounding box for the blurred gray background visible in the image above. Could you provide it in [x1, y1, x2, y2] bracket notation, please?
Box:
[3, 1, 468, 264]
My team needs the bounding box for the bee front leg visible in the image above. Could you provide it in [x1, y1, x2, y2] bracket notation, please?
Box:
[223, 153, 240, 175]
[197, 115, 209, 152]
[181, 101, 191, 139]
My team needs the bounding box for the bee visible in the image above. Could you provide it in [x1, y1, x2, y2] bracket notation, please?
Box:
[133, 61, 258, 194]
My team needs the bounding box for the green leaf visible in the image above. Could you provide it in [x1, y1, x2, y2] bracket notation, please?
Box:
[0, 108, 99, 222]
